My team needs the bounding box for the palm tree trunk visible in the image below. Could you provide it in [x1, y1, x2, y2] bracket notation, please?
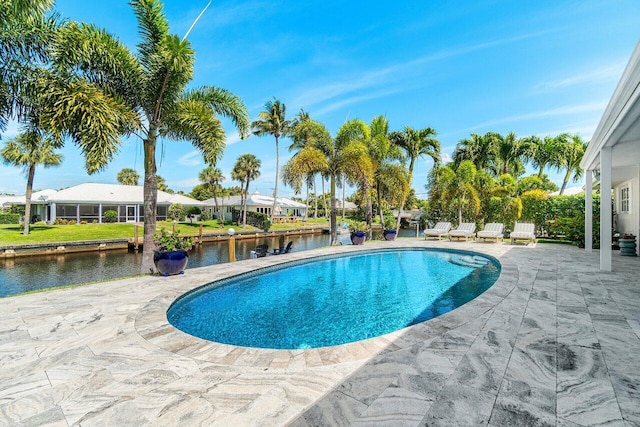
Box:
[377, 181, 385, 227]
[364, 180, 372, 239]
[322, 177, 328, 219]
[142, 129, 158, 274]
[560, 169, 571, 195]
[538, 165, 545, 179]
[396, 158, 415, 231]
[330, 174, 337, 245]
[313, 177, 318, 218]
[272, 136, 279, 220]
[213, 188, 221, 226]
[342, 178, 346, 221]
[243, 178, 249, 226]
[23, 163, 36, 235]
[304, 177, 309, 220]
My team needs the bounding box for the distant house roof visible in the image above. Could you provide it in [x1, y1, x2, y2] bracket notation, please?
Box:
[333, 200, 358, 210]
[0, 189, 58, 207]
[46, 183, 204, 205]
[204, 191, 306, 209]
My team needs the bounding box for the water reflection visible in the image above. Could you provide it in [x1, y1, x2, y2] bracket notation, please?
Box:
[0, 229, 418, 297]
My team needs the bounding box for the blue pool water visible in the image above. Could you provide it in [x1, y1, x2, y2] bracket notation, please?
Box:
[167, 248, 500, 350]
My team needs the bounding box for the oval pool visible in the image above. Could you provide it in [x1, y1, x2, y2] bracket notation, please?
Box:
[167, 248, 500, 350]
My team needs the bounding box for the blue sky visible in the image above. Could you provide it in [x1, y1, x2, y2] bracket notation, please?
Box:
[1, 0, 639, 198]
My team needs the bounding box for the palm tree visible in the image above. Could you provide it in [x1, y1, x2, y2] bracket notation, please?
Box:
[287, 115, 330, 220]
[429, 160, 480, 224]
[452, 133, 495, 171]
[1, 130, 62, 234]
[525, 133, 568, 178]
[0, 0, 58, 136]
[199, 166, 224, 222]
[489, 132, 526, 176]
[156, 175, 169, 192]
[557, 134, 587, 195]
[390, 126, 440, 229]
[284, 119, 373, 244]
[231, 154, 261, 226]
[49, 0, 250, 272]
[252, 98, 292, 219]
[117, 168, 139, 185]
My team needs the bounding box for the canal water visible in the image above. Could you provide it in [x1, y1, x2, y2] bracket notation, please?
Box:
[0, 229, 417, 297]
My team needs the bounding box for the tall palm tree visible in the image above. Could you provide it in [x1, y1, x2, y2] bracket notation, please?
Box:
[284, 119, 373, 244]
[0, 0, 58, 136]
[390, 126, 440, 229]
[1, 130, 62, 234]
[231, 154, 261, 226]
[199, 165, 224, 222]
[287, 115, 330, 220]
[252, 98, 291, 219]
[557, 134, 587, 195]
[117, 168, 139, 185]
[49, 0, 250, 272]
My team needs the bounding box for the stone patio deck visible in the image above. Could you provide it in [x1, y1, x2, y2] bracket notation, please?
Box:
[1, 240, 639, 426]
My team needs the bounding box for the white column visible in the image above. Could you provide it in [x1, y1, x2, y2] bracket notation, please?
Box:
[76, 204, 80, 223]
[585, 170, 593, 252]
[50, 202, 56, 222]
[98, 204, 103, 224]
[600, 147, 612, 271]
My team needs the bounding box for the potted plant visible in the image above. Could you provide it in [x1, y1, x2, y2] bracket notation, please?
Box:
[382, 217, 397, 241]
[153, 229, 194, 276]
[349, 220, 367, 245]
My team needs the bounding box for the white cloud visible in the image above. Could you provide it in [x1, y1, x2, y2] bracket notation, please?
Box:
[178, 151, 203, 167]
[171, 177, 200, 189]
[441, 153, 453, 163]
[532, 63, 625, 93]
[470, 101, 608, 130]
[225, 131, 243, 145]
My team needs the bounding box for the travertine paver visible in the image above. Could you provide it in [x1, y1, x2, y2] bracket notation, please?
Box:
[1, 240, 639, 426]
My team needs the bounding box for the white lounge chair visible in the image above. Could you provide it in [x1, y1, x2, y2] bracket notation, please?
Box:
[477, 223, 504, 242]
[448, 223, 476, 241]
[510, 222, 536, 245]
[423, 222, 452, 240]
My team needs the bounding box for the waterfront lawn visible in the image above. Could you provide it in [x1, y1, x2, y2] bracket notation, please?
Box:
[0, 221, 258, 245]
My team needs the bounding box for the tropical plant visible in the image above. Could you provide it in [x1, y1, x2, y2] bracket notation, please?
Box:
[1, 130, 62, 234]
[117, 168, 139, 185]
[156, 175, 169, 192]
[283, 119, 373, 244]
[452, 133, 495, 171]
[390, 126, 440, 229]
[252, 97, 291, 219]
[168, 203, 183, 221]
[488, 131, 527, 176]
[428, 160, 479, 224]
[557, 134, 587, 195]
[47, 0, 250, 273]
[231, 153, 261, 226]
[153, 228, 193, 252]
[199, 165, 224, 222]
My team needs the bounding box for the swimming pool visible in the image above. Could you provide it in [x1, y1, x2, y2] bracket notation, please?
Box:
[167, 248, 500, 350]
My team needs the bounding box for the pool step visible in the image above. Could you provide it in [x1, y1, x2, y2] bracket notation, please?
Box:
[448, 255, 488, 269]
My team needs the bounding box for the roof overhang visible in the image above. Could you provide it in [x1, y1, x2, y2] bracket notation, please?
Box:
[581, 40, 640, 186]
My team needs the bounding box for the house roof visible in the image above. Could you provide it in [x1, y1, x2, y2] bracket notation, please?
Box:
[548, 187, 584, 197]
[203, 191, 306, 208]
[46, 183, 204, 205]
[581, 40, 640, 186]
[0, 189, 58, 207]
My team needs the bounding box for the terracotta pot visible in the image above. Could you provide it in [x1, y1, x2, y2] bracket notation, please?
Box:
[154, 250, 189, 276]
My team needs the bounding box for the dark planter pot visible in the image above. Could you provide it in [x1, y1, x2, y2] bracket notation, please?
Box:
[383, 230, 397, 241]
[154, 250, 189, 276]
[351, 231, 366, 245]
[619, 238, 637, 256]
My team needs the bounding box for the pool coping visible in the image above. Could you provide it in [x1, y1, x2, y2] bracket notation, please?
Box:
[134, 240, 518, 368]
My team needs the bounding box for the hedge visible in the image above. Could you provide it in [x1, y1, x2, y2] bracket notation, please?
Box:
[0, 213, 20, 224]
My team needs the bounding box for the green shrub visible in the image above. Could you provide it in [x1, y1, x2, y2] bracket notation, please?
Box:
[103, 210, 118, 223]
[54, 218, 68, 225]
[0, 213, 19, 224]
[199, 210, 211, 221]
[186, 206, 201, 216]
[68, 220, 77, 225]
[168, 203, 184, 221]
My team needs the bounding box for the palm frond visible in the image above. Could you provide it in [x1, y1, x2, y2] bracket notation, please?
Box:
[182, 87, 250, 138]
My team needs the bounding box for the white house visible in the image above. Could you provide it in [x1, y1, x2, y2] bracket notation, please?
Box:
[2, 183, 204, 223]
[202, 191, 307, 221]
[580, 40, 640, 271]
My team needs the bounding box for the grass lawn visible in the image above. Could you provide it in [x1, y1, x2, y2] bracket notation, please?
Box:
[0, 219, 331, 245]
